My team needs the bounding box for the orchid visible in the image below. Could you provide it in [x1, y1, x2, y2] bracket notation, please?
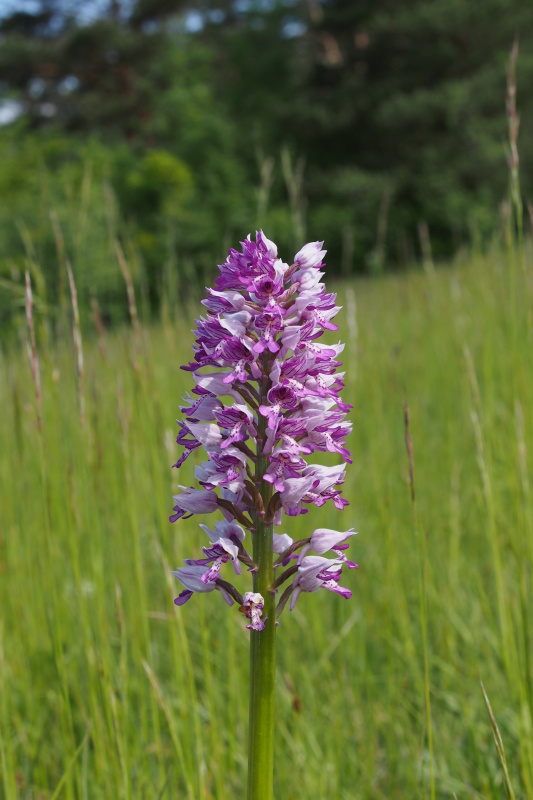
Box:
[168, 231, 357, 800]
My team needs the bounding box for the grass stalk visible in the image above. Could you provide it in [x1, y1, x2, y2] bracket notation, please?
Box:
[66, 260, 86, 428]
[403, 400, 435, 800]
[480, 681, 516, 800]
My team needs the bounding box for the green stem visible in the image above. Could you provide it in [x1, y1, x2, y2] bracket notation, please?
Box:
[247, 384, 276, 800]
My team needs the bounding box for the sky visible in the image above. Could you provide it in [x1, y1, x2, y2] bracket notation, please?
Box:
[0, 0, 117, 23]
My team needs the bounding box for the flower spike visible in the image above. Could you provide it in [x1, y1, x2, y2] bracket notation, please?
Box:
[169, 232, 357, 626]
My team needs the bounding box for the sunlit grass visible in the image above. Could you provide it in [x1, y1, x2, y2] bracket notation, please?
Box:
[1, 243, 533, 798]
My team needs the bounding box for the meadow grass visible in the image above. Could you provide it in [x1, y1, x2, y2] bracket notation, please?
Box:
[1, 241, 533, 798]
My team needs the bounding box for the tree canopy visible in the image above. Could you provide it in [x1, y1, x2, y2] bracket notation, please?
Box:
[1, 0, 532, 331]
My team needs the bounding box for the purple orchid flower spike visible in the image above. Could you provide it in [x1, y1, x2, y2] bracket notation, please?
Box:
[167, 231, 358, 800]
[169, 231, 356, 618]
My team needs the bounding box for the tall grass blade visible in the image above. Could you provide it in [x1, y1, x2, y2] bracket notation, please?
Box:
[480, 680, 516, 800]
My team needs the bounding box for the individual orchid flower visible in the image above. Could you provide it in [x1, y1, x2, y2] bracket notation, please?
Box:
[239, 592, 266, 631]
[289, 555, 353, 610]
[171, 565, 235, 606]
[299, 527, 358, 559]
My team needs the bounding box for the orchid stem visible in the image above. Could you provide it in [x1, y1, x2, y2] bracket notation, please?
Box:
[247, 382, 275, 800]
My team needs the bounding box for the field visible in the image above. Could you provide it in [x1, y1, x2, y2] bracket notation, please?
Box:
[2, 243, 533, 799]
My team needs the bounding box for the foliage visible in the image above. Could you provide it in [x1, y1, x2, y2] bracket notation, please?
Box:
[286, 0, 533, 267]
[1, 0, 533, 330]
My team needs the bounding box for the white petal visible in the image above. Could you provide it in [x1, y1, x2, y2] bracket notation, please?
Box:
[273, 533, 293, 553]
[187, 422, 222, 448]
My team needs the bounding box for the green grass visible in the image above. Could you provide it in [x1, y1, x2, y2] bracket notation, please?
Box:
[2, 242, 533, 798]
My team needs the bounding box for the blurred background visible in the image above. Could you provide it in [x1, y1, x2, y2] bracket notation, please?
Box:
[1, 0, 533, 339]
